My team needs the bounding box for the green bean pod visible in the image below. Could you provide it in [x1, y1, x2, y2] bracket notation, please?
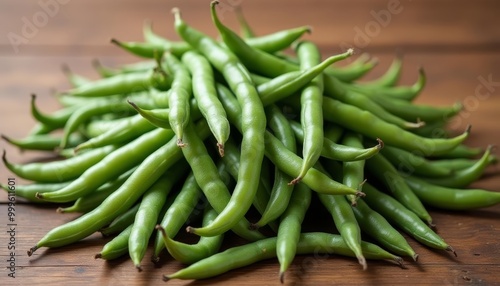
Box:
[380, 144, 452, 178]
[30, 94, 77, 128]
[421, 145, 494, 188]
[362, 183, 455, 254]
[318, 96, 470, 156]
[37, 128, 174, 203]
[216, 83, 361, 197]
[75, 114, 156, 152]
[277, 182, 312, 283]
[57, 168, 136, 213]
[291, 40, 325, 185]
[253, 105, 295, 228]
[351, 199, 418, 260]
[100, 204, 140, 237]
[165, 53, 192, 146]
[95, 225, 133, 260]
[0, 181, 70, 203]
[182, 51, 229, 154]
[428, 155, 497, 171]
[62, 64, 92, 87]
[405, 176, 500, 210]
[158, 207, 224, 265]
[1, 133, 85, 152]
[290, 121, 382, 162]
[28, 122, 189, 254]
[129, 162, 188, 270]
[365, 152, 433, 225]
[164, 232, 403, 281]
[111, 38, 190, 59]
[317, 163, 366, 270]
[358, 54, 403, 88]
[152, 171, 203, 261]
[3, 145, 117, 183]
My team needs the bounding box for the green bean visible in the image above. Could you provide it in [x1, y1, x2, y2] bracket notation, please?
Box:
[428, 155, 497, 171]
[152, 171, 203, 261]
[341, 132, 368, 205]
[324, 75, 424, 129]
[164, 53, 192, 147]
[75, 114, 156, 152]
[143, 20, 178, 46]
[365, 152, 433, 225]
[421, 145, 493, 188]
[289, 120, 382, 162]
[175, 5, 266, 237]
[358, 54, 403, 88]
[221, 138, 277, 232]
[179, 119, 264, 240]
[349, 67, 426, 101]
[100, 203, 140, 237]
[61, 64, 92, 87]
[0, 181, 70, 203]
[57, 168, 136, 213]
[182, 51, 229, 154]
[111, 38, 190, 59]
[253, 105, 295, 228]
[30, 94, 77, 128]
[277, 182, 312, 283]
[405, 176, 500, 210]
[380, 144, 452, 178]
[290, 40, 324, 185]
[234, 6, 255, 38]
[326, 56, 379, 82]
[317, 163, 366, 270]
[92, 59, 157, 78]
[37, 128, 173, 203]
[258, 50, 353, 106]
[431, 144, 483, 159]
[130, 162, 188, 270]
[1, 133, 85, 151]
[217, 83, 361, 197]
[158, 207, 224, 265]
[28, 122, 189, 255]
[317, 96, 470, 156]
[371, 94, 462, 123]
[63, 67, 171, 97]
[95, 225, 133, 260]
[83, 116, 130, 138]
[60, 97, 160, 148]
[351, 199, 418, 260]
[362, 183, 455, 254]
[240, 25, 312, 53]
[3, 145, 117, 183]
[164, 232, 403, 281]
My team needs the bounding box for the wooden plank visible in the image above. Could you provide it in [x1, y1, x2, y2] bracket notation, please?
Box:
[1, 0, 499, 55]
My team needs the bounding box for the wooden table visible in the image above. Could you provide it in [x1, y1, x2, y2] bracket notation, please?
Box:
[1, 0, 499, 285]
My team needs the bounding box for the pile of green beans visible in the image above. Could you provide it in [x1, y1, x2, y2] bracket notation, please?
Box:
[2, 1, 500, 283]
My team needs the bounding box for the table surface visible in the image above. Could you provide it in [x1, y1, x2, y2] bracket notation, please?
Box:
[1, 1, 500, 285]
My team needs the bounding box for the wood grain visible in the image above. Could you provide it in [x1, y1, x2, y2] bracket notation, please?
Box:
[1, 0, 499, 285]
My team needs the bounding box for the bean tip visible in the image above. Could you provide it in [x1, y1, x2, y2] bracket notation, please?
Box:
[395, 256, 406, 269]
[288, 177, 301, 185]
[375, 138, 384, 150]
[357, 256, 367, 270]
[185, 226, 195, 234]
[27, 245, 38, 257]
[1, 134, 11, 143]
[465, 124, 472, 135]
[446, 246, 458, 257]
[110, 38, 122, 47]
[217, 142, 224, 157]
[355, 191, 366, 198]
[136, 265, 143, 272]
[248, 223, 260, 230]
[279, 271, 285, 284]
[151, 255, 160, 264]
[94, 253, 102, 259]
[35, 192, 44, 199]
[412, 253, 419, 262]
[56, 207, 64, 213]
[162, 275, 171, 282]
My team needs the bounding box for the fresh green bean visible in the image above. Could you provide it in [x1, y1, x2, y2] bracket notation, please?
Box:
[362, 183, 455, 254]
[129, 162, 188, 270]
[158, 207, 224, 265]
[3, 145, 117, 183]
[95, 225, 133, 260]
